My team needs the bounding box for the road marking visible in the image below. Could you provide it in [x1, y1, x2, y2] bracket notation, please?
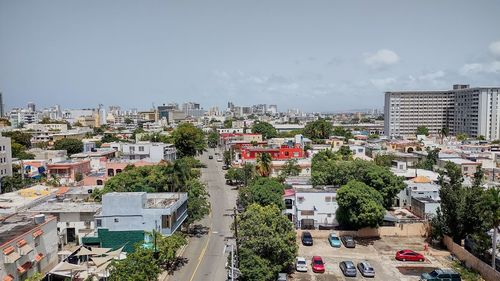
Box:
[188, 212, 213, 281]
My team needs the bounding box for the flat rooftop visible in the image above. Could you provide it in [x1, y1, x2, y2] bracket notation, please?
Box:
[146, 193, 187, 209]
[28, 201, 101, 213]
[0, 185, 59, 215]
[0, 213, 55, 246]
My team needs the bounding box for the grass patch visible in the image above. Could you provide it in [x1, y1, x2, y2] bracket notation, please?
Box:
[451, 261, 483, 281]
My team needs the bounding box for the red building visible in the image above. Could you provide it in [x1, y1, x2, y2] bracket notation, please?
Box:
[240, 145, 304, 161]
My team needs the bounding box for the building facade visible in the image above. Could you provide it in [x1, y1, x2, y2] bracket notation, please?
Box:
[0, 136, 13, 193]
[384, 85, 500, 139]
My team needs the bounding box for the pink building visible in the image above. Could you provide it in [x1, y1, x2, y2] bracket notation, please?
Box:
[47, 160, 91, 184]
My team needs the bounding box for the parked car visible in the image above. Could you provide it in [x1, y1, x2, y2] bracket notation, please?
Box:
[208, 155, 213, 159]
[341, 235, 356, 248]
[301, 231, 313, 246]
[328, 233, 341, 248]
[222, 165, 229, 170]
[357, 261, 375, 278]
[217, 157, 223, 162]
[311, 256, 325, 273]
[339, 261, 357, 277]
[395, 249, 425, 262]
[295, 257, 307, 272]
[420, 269, 461, 281]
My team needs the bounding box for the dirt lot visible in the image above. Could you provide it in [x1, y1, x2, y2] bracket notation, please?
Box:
[290, 233, 452, 281]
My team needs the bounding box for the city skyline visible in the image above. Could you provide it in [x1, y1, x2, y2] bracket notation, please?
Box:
[1, 0, 500, 111]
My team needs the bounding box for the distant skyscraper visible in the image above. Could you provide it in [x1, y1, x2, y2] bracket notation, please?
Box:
[27, 102, 36, 112]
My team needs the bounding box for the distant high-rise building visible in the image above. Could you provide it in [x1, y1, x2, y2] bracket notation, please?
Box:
[385, 85, 500, 140]
[182, 102, 205, 117]
[268, 104, 278, 115]
[27, 102, 36, 112]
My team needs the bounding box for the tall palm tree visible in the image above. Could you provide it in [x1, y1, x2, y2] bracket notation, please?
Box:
[480, 187, 500, 268]
[256, 152, 272, 177]
[439, 127, 449, 144]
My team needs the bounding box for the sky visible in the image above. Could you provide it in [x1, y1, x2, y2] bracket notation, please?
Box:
[1, 0, 500, 112]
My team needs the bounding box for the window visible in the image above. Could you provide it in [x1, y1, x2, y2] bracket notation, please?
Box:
[139, 146, 144, 152]
[325, 196, 332, 202]
[463, 167, 468, 171]
[284, 199, 293, 209]
[114, 218, 119, 223]
[161, 215, 171, 229]
[293, 152, 299, 157]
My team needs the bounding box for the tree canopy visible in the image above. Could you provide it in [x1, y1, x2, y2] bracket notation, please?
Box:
[172, 123, 207, 157]
[238, 204, 297, 281]
[207, 130, 219, 148]
[53, 138, 83, 155]
[332, 126, 353, 140]
[416, 126, 429, 136]
[185, 179, 211, 226]
[312, 157, 405, 208]
[251, 121, 277, 139]
[279, 159, 301, 179]
[256, 152, 272, 177]
[238, 178, 285, 210]
[109, 247, 161, 281]
[336, 180, 385, 229]
[303, 119, 332, 140]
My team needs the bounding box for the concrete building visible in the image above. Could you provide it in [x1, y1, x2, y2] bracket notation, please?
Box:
[0, 136, 13, 193]
[109, 142, 176, 162]
[28, 201, 101, 246]
[25, 123, 68, 132]
[411, 197, 440, 219]
[397, 176, 440, 208]
[0, 213, 58, 281]
[0, 185, 60, 215]
[83, 192, 187, 252]
[384, 85, 500, 139]
[47, 160, 91, 185]
[283, 188, 339, 229]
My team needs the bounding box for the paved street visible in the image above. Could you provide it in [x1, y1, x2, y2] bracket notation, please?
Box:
[166, 148, 237, 281]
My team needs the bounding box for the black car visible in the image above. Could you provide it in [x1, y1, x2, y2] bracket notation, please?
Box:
[339, 261, 357, 277]
[222, 165, 229, 170]
[341, 235, 356, 248]
[421, 269, 461, 281]
[301, 231, 313, 246]
[208, 155, 213, 159]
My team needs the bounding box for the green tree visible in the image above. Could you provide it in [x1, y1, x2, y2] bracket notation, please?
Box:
[439, 127, 449, 143]
[337, 145, 353, 161]
[124, 118, 133, 124]
[239, 178, 285, 210]
[11, 142, 35, 159]
[172, 123, 207, 157]
[225, 167, 244, 185]
[53, 138, 84, 155]
[242, 163, 257, 186]
[256, 152, 272, 177]
[279, 159, 301, 178]
[303, 119, 333, 140]
[101, 134, 121, 143]
[477, 187, 500, 268]
[336, 180, 385, 229]
[416, 126, 429, 136]
[156, 232, 187, 269]
[238, 204, 297, 281]
[207, 130, 219, 148]
[374, 153, 396, 167]
[415, 147, 440, 170]
[224, 118, 233, 129]
[109, 247, 160, 281]
[438, 161, 466, 243]
[456, 133, 468, 141]
[223, 150, 233, 166]
[251, 121, 277, 139]
[3, 131, 32, 147]
[185, 179, 211, 227]
[332, 126, 353, 140]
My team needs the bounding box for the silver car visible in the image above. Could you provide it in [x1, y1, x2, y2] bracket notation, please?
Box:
[357, 261, 375, 277]
[295, 257, 307, 272]
[339, 261, 357, 277]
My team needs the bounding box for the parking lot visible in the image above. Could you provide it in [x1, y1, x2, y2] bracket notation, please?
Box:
[291, 232, 451, 281]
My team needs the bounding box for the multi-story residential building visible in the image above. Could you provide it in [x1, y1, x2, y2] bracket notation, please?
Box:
[8, 108, 39, 128]
[83, 192, 187, 252]
[25, 123, 68, 132]
[0, 136, 13, 193]
[240, 144, 304, 162]
[47, 160, 92, 185]
[108, 141, 176, 162]
[28, 201, 101, 246]
[283, 188, 339, 229]
[384, 85, 500, 139]
[0, 213, 58, 281]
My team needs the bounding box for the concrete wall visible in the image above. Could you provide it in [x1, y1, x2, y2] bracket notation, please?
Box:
[296, 222, 429, 239]
[443, 235, 500, 281]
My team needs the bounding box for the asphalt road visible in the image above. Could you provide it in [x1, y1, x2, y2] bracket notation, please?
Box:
[167, 148, 237, 281]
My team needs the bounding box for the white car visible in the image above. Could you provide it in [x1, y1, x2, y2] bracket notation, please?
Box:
[217, 158, 223, 162]
[296, 257, 307, 272]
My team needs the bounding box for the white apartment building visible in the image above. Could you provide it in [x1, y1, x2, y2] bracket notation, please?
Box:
[109, 141, 177, 162]
[384, 85, 500, 140]
[0, 136, 13, 193]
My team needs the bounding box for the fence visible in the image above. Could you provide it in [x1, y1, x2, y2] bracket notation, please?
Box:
[296, 222, 429, 239]
[443, 235, 500, 281]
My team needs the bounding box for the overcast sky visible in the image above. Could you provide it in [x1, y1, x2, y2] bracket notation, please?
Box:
[1, 0, 500, 112]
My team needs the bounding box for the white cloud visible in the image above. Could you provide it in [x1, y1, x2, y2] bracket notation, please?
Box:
[370, 77, 397, 88]
[460, 61, 500, 75]
[418, 70, 445, 81]
[489, 41, 500, 58]
[364, 49, 400, 68]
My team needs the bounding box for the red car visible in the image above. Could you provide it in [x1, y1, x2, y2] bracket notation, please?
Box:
[395, 249, 425, 262]
[311, 256, 325, 273]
